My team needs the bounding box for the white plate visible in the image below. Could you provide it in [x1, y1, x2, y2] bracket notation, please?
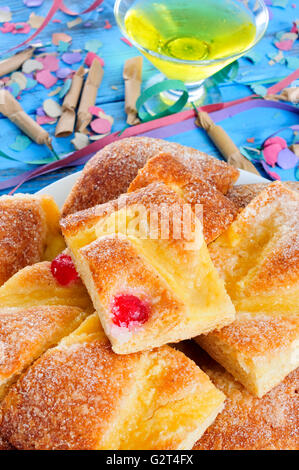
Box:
[37, 169, 268, 208]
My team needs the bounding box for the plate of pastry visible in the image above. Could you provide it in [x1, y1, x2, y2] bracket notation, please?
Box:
[0, 137, 298, 450]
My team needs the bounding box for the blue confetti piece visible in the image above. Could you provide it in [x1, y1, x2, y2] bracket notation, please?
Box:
[250, 84, 268, 97]
[59, 79, 72, 99]
[272, 0, 289, 8]
[84, 39, 103, 53]
[286, 56, 299, 70]
[10, 82, 20, 97]
[10, 135, 32, 152]
[25, 78, 37, 89]
[243, 50, 262, 64]
[58, 40, 70, 53]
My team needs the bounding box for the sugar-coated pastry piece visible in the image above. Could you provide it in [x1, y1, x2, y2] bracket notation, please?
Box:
[227, 181, 299, 211]
[0, 261, 92, 401]
[180, 345, 299, 450]
[196, 182, 299, 397]
[0, 194, 65, 286]
[61, 183, 235, 354]
[62, 137, 239, 217]
[0, 314, 225, 450]
[128, 153, 238, 244]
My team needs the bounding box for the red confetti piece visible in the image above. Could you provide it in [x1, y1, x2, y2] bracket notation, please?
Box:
[120, 37, 133, 47]
[246, 137, 255, 143]
[84, 51, 105, 67]
[103, 19, 112, 29]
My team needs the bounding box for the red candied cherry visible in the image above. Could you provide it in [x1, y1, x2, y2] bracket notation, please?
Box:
[51, 253, 79, 286]
[111, 294, 150, 328]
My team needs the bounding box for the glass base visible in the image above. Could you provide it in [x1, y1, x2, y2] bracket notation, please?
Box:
[143, 73, 221, 117]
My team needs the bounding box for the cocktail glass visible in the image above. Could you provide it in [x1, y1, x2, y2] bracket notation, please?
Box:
[114, 0, 269, 113]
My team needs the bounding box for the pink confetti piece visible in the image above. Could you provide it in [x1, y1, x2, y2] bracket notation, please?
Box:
[84, 51, 105, 67]
[277, 148, 298, 169]
[103, 19, 112, 29]
[56, 67, 72, 79]
[36, 69, 58, 89]
[261, 161, 281, 181]
[15, 23, 31, 34]
[291, 22, 298, 34]
[52, 32, 72, 46]
[61, 52, 82, 65]
[275, 39, 294, 51]
[263, 143, 281, 167]
[88, 105, 105, 116]
[37, 54, 59, 72]
[36, 115, 56, 125]
[90, 118, 112, 134]
[52, 19, 62, 23]
[120, 37, 133, 47]
[264, 136, 287, 149]
[0, 22, 15, 33]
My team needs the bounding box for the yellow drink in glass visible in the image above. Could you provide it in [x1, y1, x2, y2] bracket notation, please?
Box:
[124, 0, 256, 83]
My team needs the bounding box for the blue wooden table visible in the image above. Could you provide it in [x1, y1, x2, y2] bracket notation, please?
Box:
[0, 0, 298, 195]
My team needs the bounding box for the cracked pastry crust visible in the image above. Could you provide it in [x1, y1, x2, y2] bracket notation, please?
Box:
[0, 194, 65, 286]
[61, 183, 235, 354]
[183, 345, 299, 450]
[0, 314, 225, 450]
[196, 182, 299, 397]
[0, 261, 93, 401]
[128, 152, 238, 244]
[61, 136, 239, 217]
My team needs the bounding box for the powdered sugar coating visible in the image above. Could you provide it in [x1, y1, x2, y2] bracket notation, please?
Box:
[0, 195, 47, 286]
[62, 137, 239, 217]
[192, 349, 299, 450]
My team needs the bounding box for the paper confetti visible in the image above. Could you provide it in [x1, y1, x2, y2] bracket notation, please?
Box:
[103, 19, 112, 29]
[52, 32, 72, 46]
[48, 86, 62, 97]
[36, 69, 58, 88]
[90, 118, 112, 134]
[23, 0, 44, 6]
[71, 132, 90, 150]
[36, 115, 56, 125]
[57, 40, 70, 53]
[264, 136, 287, 149]
[11, 72, 27, 90]
[243, 50, 262, 64]
[67, 17, 83, 29]
[59, 79, 71, 98]
[286, 56, 299, 70]
[250, 84, 268, 97]
[263, 144, 282, 167]
[28, 12, 44, 29]
[10, 135, 32, 151]
[275, 39, 294, 50]
[272, 0, 289, 7]
[85, 39, 102, 53]
[56, 67, 72, 79]
[277, 148, 298, 169]
[0, 7, 12, 23]
[85, 52, 105, 67]
[22, 58, 43, 74]
[43, 98, 62, 118]
[61, 52, 82, 65]
[89, 105, 105, 116]
[37, 54, 59, 72]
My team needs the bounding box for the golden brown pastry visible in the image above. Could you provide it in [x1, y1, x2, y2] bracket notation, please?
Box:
[187, 347, 299, 450]
[62, 137, 239, 217]
[128, 152, 238, 244]
[0, 314, 225, 450]
[196, 182, 299, 397]
[0, 260, 92, 401]
[227, 181, 299, 211]
[0, 194, 65, 286]
[61, 183, 235, 354]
